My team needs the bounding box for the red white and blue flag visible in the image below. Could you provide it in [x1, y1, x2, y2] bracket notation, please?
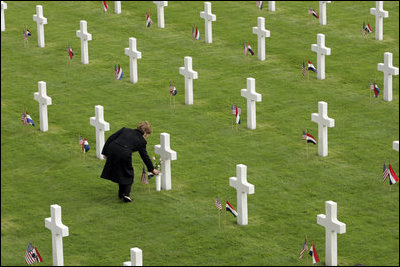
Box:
[247, 43, 255, 56]
[169, 81, 177, 96]
[215, 197, 222, 211]
[21, 112, 28, 125]
[231, 105, 242, 115]
[235, 106, 241, 124]
[67, 44, 74, 60]
[25, 243, 42, 265]
[299, 236, 308, 259]
[146, 12, 152, 27]
[302, 131, 317, 145]
[23, 28, 32, 41]
[308, 8, 319, 19]
[25, 112, 35, 126]
[115, 64, 123, 80]
[373, 83, 380, 98]
[383, 163, 389, 182]
[226, 201, 238, 217]
[82, 138, 90, 153]
[364, 22, 372, 33]
[308, 60, 317, 73]
[103, 1, 108, 12]
[388, 164, 399, 185]
[308, 242, 320, 264]
[195, 27, 201, 40]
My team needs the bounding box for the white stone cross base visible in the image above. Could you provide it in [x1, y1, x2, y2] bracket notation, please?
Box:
[115, 1, 121, 14]
[154, 133, 177, 191]
[393, 141, 399, 152]
[123, 247, 143, 266]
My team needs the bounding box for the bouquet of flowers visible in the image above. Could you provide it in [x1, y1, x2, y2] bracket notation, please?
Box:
[148, 155, 161, 179]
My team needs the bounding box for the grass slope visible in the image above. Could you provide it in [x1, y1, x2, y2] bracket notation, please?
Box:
[1, 1, 399, 266]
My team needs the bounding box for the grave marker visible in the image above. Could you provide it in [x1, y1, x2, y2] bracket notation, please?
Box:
[76, 20, 92, 64]
[241, 78, 262, 130]
[252, 17, 270, 61]
[370, 1, 388, 41]
[200, 2, 216, 44]
[124, 37, 142, 83]
[123, 248, 143, 266]
[32, 5, 47, 48]
[154, 133, 177, 191]
[311, 33, 331, 80]
[33, 81, 52, 132]
[90, 105, 110, 160]
[153, 1, 168, 28]
[179, 56, 198, 105]
[377, 52, 399, 102]
[1, 1, 7, 32]
[311, 101, 335, 157]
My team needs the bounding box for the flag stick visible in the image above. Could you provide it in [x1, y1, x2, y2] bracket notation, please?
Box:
[173, 96, 176, 111]
[218, 210, 221, 229]
[306, 129, 309, 159]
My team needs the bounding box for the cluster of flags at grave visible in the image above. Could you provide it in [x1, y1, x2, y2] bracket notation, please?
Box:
[115, 64, 123, 80]
[169, 81, 177, 96]
[103, 1, 108, 12]
[383, 163, 398, 185]
[25, 242, 42, 265]
[79, 136, 90, 153]
[302, 130, 317, 145]
[192, 26, 201, 40]
[67, 42, 74, 60]
[256, 1, 263, 10]
[369, 81, 380, 98]
[23, 27, 32, 41]
[214, 198, 238, 217]
[146, 12, 153, 27]
[21, 111, 35, 126]
[298, 237, 320, 264]
[244, 42, 255, 56]
[231, 105, 241, 124]
[362, 21, 373, 37]
[308, 7, 319, 19]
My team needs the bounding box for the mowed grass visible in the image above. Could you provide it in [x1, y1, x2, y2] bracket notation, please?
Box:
[1, 1, 399, 266]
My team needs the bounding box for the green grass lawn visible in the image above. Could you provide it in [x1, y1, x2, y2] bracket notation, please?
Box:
[1, 1, 399, 266]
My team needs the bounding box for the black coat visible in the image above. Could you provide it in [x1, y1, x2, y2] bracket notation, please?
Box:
[100, 128, 154, 185]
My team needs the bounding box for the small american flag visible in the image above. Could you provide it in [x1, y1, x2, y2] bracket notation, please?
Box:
[141, 166, 149, 184]
[383, 163, 389, 182]
[231, 105, 241, 115]
[299, 237, 308, 259]
[21, 113, 28, 125]
[302, 60, 307, 76]
[215, 197, 222, 211]
[302, 130, 307, 140]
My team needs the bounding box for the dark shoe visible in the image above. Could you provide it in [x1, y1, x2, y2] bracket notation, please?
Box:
[123, 195, 132, 202]
[118, 194, 123, 199]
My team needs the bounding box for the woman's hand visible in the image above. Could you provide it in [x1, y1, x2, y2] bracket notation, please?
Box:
[152, 169, 160, 175]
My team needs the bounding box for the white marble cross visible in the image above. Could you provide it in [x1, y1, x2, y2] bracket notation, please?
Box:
[115, 1, 121, 14]
[45, 204, 69, 266]
[317, 201, 346, 266]
[319, 1, 331, 25]
[1, 1, 7, 32]
[311, 33, 331, 80]
[252, 17, 270, 61]
[241, 78, 262, 130]
[179, 56, 198, 105]
[154, 133, 177, 191]
[393, 141, 399, 152]
[33, 81, 52, 132]
[153, 1, 168, 28]
[200, 2, 216, 44]
[311, 101, 335, 157]
[268, 1, 275, 11]
[370, 1, 388, 41]
[76, 20, 92, 65]
[90, 105, 110, 160]
[123, 247, 143, 266]
[33, 5, 47, 48]
[229, 164, 255, 226]
[124, 37, 142, 83]
[377, 52, 399, 102]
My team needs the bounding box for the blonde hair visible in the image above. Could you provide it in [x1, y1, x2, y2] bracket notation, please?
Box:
[137, 121, 153, 135]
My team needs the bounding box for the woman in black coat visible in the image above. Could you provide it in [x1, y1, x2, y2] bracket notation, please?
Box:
[100, 121, 160, 202]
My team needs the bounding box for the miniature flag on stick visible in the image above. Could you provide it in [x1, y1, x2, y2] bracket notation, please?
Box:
[25, 111, 35, 126]
[299, 236, 308, 259]
[103, 1, 108, 12]
[115, 64, 123, 80]
[141, 166, 149, 184]
[388, 164, 399, 185]
[67, 43, 74, 60]
[146, 12, 152, 27]
[302, 60, 307, 77]
[235, 106, 241, 124]
[82, 138, 90, 153]
[215, 197, 222, 211]
[247, 42, 255, 56]
[25, 243, 43, 265]
[308, 7, 319, 19]
[307, 60, 317, 73]
[383, 163, 390, 182]
[169, 81, 177, 96]
[308, 242, 320, 264]
[226, 201, 238, 217]
[195, 26, 201, 40]
[373, 83, 380, 98]
[365, 22, 372, 33]
[21, 112, 28, 125]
